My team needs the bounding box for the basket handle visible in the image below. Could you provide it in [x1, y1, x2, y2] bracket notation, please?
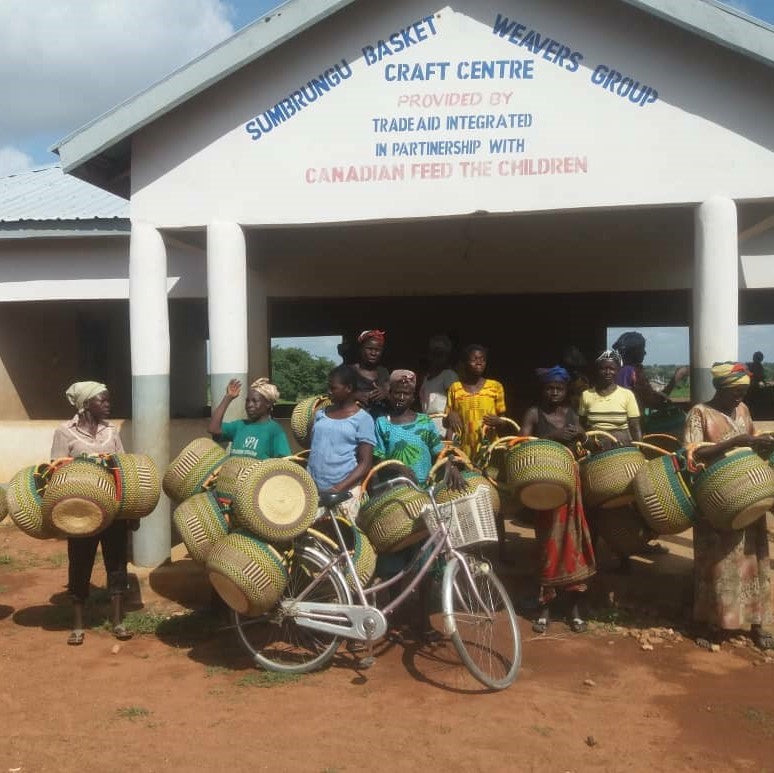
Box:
[632, 441, 673, 457]
[428, 453, 475, 483]
[642, 433, 680, 445]
[283, 454, 309, 466]
[479, 416, 521, 434]
[584, 429, 620, 444]
[361, 459, 412, 493]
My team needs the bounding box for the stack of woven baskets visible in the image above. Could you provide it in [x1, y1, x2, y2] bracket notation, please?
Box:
[6, 454, 160, 540]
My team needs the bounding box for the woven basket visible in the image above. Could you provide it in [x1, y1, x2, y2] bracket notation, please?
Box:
[231, 459, 318, 542]
[592, 504, 651, 556]
[290, 395, 332, 448]
[173, 491, 230, 563]
[579, 446, 646, 509]
[0, 485, 7, 525]
[110, 453, 160, 519]
[693, 448, 774, 530]
[506, 438, 575, 510]
[633, 455, 696, 535]
[42, 459, 118, 537]
[206, 529, 289, 616]
[163, 437, 227, 502]
[309, 515, 376, 589]
[434, 470, 501, 515]
[215, 456, 262, 504]
[7, 465, 58, 539]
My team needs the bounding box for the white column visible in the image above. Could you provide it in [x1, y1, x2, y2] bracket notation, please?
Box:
[207, 222, 248, 419]
[129, 221, 171, 567]
[692, 197, 739, 403]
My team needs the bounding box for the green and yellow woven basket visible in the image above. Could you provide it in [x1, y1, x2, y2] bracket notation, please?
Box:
[42, 459, 118, 537]
[592, 504, 651, 556]
[214, 456, 262, 505]
[693, 448, 774, 530]
[506, 438, 575, 510]
[0, 485, 7, 525]
[633, 455, 696, 535]
[434, 470, 501, 515]
[7, 464, 58, 539]
[206, 529, 289, 616]
[309, 515, 377, 590]
[290, 395, 332, 449]
[163, 438, 227, 502]
[173, 491, 230, 563]
[110, 453, 160, 519]
[579, 446, 646, 509]
[231, 459, 318, 542]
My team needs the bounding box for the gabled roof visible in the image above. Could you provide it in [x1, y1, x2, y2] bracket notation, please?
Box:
[0, 166, 129, 238]
[53, 0, 774, 198]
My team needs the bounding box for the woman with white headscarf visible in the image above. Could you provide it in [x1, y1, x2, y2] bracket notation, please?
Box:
[51, 381, 132, 646]
[208, 377, 291, 459]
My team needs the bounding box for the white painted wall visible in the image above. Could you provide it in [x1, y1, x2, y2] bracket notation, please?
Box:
[131, 0, 774, 227]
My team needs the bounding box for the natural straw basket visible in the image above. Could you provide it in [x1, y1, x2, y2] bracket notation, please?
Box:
[692, 448, 774, 530]
[309, 515, 376, 590]
[579, 432, 646, 509]
[231, 459, 318, 542]
[214, 456, 262, 505]
[172, 491, 230, 563]
[206, 530, 289, 616]
[7, 464, 58, 539]
[290, 395, 332, 448]
[506, 437, 576, 510]
[110, 453, 160, 519]
[163, 437, 226, 502]
[0, 485, 7, 525]
[43, 459, 118, 537]
[430, 451, 501, 515]
[633, 453, 696, 535]
[357, 460, 431, 554]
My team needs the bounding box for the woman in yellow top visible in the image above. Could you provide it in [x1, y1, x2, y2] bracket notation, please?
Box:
[445, 344, 508, 460]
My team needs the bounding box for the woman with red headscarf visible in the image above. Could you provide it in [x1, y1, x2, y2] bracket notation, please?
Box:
[352, 329, 390, 418]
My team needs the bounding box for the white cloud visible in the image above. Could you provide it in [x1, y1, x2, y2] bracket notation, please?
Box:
[0, 0, 235, 146]
[0, 146, 35, 176]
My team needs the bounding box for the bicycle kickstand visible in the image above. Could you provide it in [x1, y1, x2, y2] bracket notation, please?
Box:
[357, 616, 377, 669]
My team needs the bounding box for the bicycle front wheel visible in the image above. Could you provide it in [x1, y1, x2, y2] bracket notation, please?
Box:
[442, 555, 521, 690]
[234, 544, 350, 674]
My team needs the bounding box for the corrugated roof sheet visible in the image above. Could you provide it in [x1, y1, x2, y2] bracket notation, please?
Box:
[0, 165, 128, 223]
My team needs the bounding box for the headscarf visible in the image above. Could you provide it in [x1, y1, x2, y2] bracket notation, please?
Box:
[711, 362, 751, 390]
[249, 377, 280, 405]
[612, 332, 646, 353]
[389, 369, 416, 388]
[66, 381, 107, 413]
[357, 329, 386, 344]
[536, 366, 570, 384]
[596, 349, 622, 367]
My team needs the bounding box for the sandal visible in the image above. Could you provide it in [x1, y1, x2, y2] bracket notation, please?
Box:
[67, 629, 84, 646]
[113, 624, 133, 641]
[532, 618, 548, 634]
[570, 618, 587, 634]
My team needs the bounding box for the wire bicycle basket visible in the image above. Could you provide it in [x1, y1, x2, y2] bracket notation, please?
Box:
[422, 485, 498, 550]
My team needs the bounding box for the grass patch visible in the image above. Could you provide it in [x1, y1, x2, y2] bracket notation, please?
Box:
[236, 671, 302, 689]
[205, 665, 232, 678]
[0, 554, 16, 567]
[100, 610, 168, 635]
[116, 706, 150, 720]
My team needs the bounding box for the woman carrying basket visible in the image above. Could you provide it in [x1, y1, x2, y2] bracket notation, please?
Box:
[51, 382, 132, 646]
[521, 367, 595, 634]
[683, 362, 774, 651]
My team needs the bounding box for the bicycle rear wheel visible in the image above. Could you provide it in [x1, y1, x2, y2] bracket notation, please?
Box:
[442, 555, 521, 690]
[233, 544, 349, 674]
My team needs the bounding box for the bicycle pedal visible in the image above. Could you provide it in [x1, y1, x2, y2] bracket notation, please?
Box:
[357, 656, 376, 669]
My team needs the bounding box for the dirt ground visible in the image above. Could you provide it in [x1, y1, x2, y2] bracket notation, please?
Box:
[1, 520, 774, 773]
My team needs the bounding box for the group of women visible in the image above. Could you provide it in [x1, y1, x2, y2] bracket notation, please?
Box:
[50, 327, 773, 652]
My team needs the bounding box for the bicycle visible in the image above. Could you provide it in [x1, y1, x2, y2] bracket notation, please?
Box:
[232, 476, 521, 690]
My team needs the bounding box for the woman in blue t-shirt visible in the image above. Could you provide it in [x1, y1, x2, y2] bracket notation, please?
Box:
[208, 377, 291, 459]
[308, 365, 375, 514]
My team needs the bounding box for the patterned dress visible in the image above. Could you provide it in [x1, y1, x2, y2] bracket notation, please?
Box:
[373, 413, 443, 485]
[683, 403, 772, 630]
[445, 379, 506, 461]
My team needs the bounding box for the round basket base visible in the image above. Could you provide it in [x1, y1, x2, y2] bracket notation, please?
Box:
[600, 493, 635, 510]
[51, 497, 112, 536]
[208, 571, 251, 615]
[518, 483, 569, 511]
[730, 498, 774, 530]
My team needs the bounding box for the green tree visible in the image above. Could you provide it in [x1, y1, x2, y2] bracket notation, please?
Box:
[271, 346, 335, 402]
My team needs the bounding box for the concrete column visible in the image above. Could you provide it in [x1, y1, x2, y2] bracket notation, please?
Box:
[130, 221, 171, 567]
[692, 197, 739, 403]
[207, 222, 249, 418]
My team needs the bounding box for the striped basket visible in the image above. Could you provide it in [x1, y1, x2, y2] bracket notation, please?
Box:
[7, 465, 58, 539]
[110, 453, 160, 519]
[206, 529, 289, 616]
[42, 459, 118, 537]
[434, 470, 501, 515]
[214, 456, 262, 505]
[309, 515, 377, 590]
[692, 448, 774, 530]
[592, 504, 651, 556]
[506, 438, 575, 510]
[173, 491, 230, 563]
[231, 459, 318, 542]
[0, 485, 7, 525]
[163, 438, 226, 503]
[633, 455, 696, 535]
[579, 446, 646, 510]
[290, 395, 332, 448]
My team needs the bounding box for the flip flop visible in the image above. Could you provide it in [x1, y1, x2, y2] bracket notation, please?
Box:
[570, 618, 588, 634]
[113, 624, 133, 641]
[532, 618, 548, 634]
[67, 629, 84, 646]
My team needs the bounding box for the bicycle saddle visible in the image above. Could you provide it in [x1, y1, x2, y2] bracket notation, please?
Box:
[318, 490, 352, 508]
